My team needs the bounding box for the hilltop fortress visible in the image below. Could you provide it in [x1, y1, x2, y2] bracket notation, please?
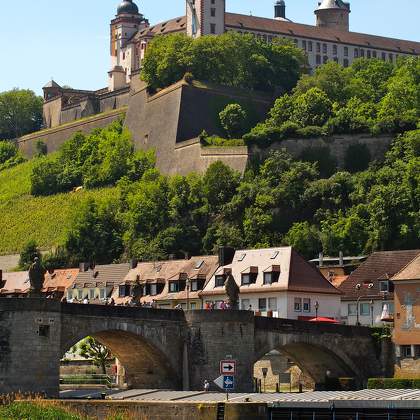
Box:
[17, 0, 420, 175]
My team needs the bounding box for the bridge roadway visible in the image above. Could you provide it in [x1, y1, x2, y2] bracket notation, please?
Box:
[0, 298, 390, 397]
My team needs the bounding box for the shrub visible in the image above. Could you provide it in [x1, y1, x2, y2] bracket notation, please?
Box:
[368, 378, 418, 389]
[279, 121, 300, 138]
[35, 140, 48, 157]
[296, 125, 327, 138]
[200, 134, 245, 147]
[219, 103, 247, 138]
[243, 124, 284, 148]
[299, 146, 337, 177]
[0, 140, 25, 171]
[183, 72, 194, 84]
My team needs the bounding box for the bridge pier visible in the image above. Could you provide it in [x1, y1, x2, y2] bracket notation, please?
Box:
[185, 311, 255, 393]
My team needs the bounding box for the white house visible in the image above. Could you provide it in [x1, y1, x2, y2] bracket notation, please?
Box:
[201, 247, 341, 320]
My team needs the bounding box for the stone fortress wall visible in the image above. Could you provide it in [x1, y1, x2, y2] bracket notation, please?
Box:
[17, 80, 395, 175]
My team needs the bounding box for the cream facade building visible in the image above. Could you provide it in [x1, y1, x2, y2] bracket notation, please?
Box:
[108, 0, 420, 91]
[200, 247, 341, 320]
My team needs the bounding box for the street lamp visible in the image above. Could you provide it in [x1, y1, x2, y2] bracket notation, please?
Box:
[261, 367, 268, 393]
[370, 299, 374, 327]
[186, 278, 191, 311]
[315, 301, 320, 320]
[355, 284, 362, 326]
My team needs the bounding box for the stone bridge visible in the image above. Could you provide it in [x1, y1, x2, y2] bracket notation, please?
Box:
[0, 299, 390, 397]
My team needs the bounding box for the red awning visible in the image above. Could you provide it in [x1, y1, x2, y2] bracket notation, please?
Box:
[309, 317, 339, 324]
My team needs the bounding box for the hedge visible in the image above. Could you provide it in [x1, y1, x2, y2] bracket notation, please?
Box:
[368, 378, 420, 389]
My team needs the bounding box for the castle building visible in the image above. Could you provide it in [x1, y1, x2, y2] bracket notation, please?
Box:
[107, 0, 419, 91]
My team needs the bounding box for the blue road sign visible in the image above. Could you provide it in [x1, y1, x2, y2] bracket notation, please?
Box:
[223, 375, 235, 390]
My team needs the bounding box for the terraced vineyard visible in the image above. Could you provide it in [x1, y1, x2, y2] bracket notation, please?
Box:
[0, 159, 117, 255]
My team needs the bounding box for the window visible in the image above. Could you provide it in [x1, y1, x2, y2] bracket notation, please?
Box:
[150, 284, 157, 296]
[169, 281, 179, 293]
[100, 289, 106, 300]
[238, 253, 246, 262]
[194, 260, 204, 269]
[191, 280, 199, 292]
[190, 303, 197, 310]
[302, 40, 307, 51]
[316, 55, 321, 65]
[316, 42, 321, 53]
[389, 53, 393, 62]
[210, 23, 216, 34]
[268, 297, 277, 311]
[303, 298, 311, 312]
[354, 49, 359, 58]
[360, 49, 365, 57]
[308, 41, 313, 52]
[259, 298, 267, 311]
[241, 273, 257, 285]
[343, 58, 349, 68]
[344, 46, 349, 57]
[241, 299, 250, 310]
[264, 273, 272, 285]
[348, 303, 357, 316]
[78, 289, 83, 300]
[360, 303, 370, 316]
[215, 275, 225, 288]
[89, 289, 95, 299]
[119, 285, 130, 298]
[379, 281, 389, 293]
[210, 8, 216, 17]
[323, 43, 328, 54]
[271, 251, 279, 260]
[372, 51, 377, 58]
[333, 45, 338, 56]
[367, 50, 371, 58]
[294, 298, 302, 312]
[401, 345, 412, 358]
[382, 52, 386, 60]
[67, 290, 72, 300]
[323, 56, 328, 64]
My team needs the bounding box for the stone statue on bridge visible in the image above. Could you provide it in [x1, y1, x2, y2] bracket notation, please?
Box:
[28, 257, 46, 297]
[225, 273, 239, 310]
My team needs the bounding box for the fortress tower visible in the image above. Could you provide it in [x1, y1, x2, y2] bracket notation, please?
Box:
[315, 0, 351, 32]
[109, 0, 148, 91]
[186, 0, 226, 38]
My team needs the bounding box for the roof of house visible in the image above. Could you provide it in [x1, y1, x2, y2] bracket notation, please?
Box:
[201, 247, 340, 297]
[131, 13, 420, 55]
[330, 275, 349, 289]
[74, 263, 130, 288]
[43, 268, 79, 293]
[392, 254, 420, 282]
[0, 271, 30, 295]
[224, 13, 420, 54]
[338, 250, 420, 299]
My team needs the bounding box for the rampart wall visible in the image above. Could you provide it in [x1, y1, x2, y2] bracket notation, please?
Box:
[17, 80, 395, 174]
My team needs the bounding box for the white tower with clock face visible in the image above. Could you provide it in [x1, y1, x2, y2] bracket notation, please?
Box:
[186, 0, 226, 38]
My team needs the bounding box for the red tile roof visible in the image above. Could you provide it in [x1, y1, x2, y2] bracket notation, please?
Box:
[131, 13, 420, 55]
[339, 250, 420, 299]
[42, 268, 79, 293]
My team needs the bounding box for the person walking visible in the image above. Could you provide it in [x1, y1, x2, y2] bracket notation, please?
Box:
[204, 380, 210, 392]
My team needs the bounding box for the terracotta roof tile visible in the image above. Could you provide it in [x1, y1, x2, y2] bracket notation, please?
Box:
[43, 268, 79, 293]
[339, 250, 420, 299]
[0, 271, 30, 294]
[392, 254, 420, 281]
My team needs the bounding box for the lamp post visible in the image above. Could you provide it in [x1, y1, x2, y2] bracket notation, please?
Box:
[370, 299, 374, 327]
[261, 368, 268, 393]
[186, 278, 190, 311]
[315, 301, 319, 320]
[355, 284, 362, 326]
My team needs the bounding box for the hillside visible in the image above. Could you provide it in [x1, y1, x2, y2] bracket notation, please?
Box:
[0, 159, 117, 255]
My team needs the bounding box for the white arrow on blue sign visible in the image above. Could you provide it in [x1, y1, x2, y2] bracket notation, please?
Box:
[214, 375, 235, 390]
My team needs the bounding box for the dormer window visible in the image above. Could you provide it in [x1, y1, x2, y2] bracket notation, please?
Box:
[215, 275, 226, 288]
[241, 273, 257, 285]
[263, 272, 280, 285]
[379, 280, 394, 293]
[119, 284, 131, 297]
[169, 281, 179, 293]
[238, 253, 246, 262]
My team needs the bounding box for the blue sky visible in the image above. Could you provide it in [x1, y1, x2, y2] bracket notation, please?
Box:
[1, 0, 418, 95]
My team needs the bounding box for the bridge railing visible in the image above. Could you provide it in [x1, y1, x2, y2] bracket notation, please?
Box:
[59, 374, 117, 386]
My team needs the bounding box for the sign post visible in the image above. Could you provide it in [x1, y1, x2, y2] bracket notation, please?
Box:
[214, 358, 237, 401]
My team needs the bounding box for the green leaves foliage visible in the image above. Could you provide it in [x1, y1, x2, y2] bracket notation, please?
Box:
[0, 89, 43, 139]
[141, 32, 306, 93]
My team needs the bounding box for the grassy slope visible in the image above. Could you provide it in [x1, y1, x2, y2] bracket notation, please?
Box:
[0, 159, 116, 255]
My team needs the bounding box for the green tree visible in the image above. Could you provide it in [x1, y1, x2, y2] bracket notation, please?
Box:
[284, 222, 321, 260]
[219, 103, 247, 138]
[0, 140, 25, 170]
[65, 199, 123, 265]
[291, 87, 333, 127]
[0, 89, 43, 139]
[19, 240, 42, 270]
[72, 337, 112, 374]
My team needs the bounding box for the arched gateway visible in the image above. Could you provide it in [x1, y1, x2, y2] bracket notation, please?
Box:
[0, 299, 390, 397]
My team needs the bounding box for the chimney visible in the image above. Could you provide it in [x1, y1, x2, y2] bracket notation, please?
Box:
[79, 262, 89, 273]
[130, 258, 138, 269]
[339, 251, 344, 267]
[218, 247, 235, 267]
[319, 252, 324, 267]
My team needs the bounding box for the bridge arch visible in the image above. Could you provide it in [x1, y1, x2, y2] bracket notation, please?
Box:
[60, 308, 186, 390]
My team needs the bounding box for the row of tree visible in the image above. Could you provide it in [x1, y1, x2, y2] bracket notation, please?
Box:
[20, 128, 419, 267]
